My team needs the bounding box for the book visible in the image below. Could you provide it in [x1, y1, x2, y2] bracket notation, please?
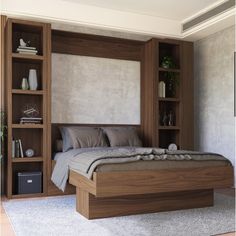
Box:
[18, 51, 37, 55]
[15, 140, 20, 158]
[18, 46, 36, 50]
[20, 117, 42, 120]
[20, 121, 42, 124]
[17, 49, 38, 53]
[12, 139, 15, 158]
[19, 139, 24, 158]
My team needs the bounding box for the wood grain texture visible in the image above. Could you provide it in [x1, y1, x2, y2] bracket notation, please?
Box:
[92, 166, 233, 197]
[69, 166, 233, 198]
[69, 170, 96, 195]
[52, 30, 144, 61]
[76, 189, 213, 219]
[1, 15, 7, 195]
[141, 39, 157, 146]
[6, 18, 51, 198]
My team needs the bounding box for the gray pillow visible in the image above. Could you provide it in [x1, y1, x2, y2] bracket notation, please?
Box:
[55, 139, 63, 152]
[102, 127, 142, 147]
[60, 127, 73, 152]
[66, 127, 108, 149]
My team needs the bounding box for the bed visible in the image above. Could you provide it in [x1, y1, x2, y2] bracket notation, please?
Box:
[51, 125, 234, 219]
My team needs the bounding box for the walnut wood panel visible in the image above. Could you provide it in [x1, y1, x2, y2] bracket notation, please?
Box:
[141, 39, 157, 146]
[6, 18, 13, 198]
[181, 41, 194, 149]
[52, 30, 144, 61]
[1, 15, 7, 195]
[93, 166, 233, 197]
[76, 188, 213, 219]
[70, 170, 96, 195]
[6, 18, 51, 198]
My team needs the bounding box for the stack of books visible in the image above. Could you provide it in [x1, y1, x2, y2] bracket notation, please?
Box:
[12, 139, 24, 158]
[20, 117, 42, 124]
[16, 46, 38, 55]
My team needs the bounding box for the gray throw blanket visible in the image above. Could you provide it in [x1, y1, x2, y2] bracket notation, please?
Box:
[51, 147, 228, 192]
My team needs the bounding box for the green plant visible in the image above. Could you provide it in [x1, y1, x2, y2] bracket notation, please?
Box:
[164, 72, 179, 97]
[0, 111, 7, 159]
[0, 111, 7, 141]
[161, 56, 175, 69]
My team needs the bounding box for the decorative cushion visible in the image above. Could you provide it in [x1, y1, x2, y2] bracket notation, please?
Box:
[102, 127, 142, 147]
[66, 127, 108, 149]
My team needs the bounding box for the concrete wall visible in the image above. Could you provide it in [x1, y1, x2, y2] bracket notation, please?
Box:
[194, 26, 235, 180]
[52, 53, 140, 124]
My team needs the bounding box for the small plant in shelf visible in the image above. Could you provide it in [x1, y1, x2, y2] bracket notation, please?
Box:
[161, 56, 176, 69]
[0, 111, 7, 160]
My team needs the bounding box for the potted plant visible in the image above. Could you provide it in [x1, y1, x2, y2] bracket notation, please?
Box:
[0, 111, 7, 160]
[161, 56, 175, 69]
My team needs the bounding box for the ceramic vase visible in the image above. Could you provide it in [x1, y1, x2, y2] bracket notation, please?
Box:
[21, 77, 29, 90]
[29, 69, 38, 90]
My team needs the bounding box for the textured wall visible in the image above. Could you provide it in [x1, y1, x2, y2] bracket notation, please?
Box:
[194, 26, 235, 171]
[52, 53, 140, 124]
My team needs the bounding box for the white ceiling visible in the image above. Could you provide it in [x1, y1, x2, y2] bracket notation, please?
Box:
[63, 0, 221, 21]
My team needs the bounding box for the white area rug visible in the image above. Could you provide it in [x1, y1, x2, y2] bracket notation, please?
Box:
[2, 193, 235, 236]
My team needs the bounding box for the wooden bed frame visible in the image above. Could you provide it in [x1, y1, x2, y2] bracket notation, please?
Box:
[69, 165, 234, 219]
[50, 124, 234, 219]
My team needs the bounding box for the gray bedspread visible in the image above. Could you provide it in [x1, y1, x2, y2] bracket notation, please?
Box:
[51, 147, 229, 191]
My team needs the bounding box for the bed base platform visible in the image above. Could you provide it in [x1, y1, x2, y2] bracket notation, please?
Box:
[69, 166, 234, 219]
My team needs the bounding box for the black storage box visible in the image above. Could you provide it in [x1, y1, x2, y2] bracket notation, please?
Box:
[18, 171, 42, 194]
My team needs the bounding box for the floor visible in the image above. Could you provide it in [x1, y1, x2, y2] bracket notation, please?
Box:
[0, 189, 235, 236]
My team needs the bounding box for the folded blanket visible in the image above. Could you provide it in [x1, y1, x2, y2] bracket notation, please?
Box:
[51, 147, 229, 191]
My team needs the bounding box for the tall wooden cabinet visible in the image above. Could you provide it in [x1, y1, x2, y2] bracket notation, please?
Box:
[6, 19, 51, 198]
[142, 39, 193, 149]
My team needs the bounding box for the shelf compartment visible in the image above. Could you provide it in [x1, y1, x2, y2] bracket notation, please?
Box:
[12, 89, 44, 95]
[12, 162, 43, 195]
[158, 71, 180, 98]
[159, 42, 180, 69]
[12, 22, 43, 55]
[12, 94, 43, 124]
[159, 101, 180, 127]
[12, 129, 43, 157]
[159, 130, 180, 149]
[12, 58, 43, 90]
[12, 157, 43, 163]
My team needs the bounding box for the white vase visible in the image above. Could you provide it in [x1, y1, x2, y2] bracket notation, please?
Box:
[28, 69, 38, 90]
[159, 81, 166, 98]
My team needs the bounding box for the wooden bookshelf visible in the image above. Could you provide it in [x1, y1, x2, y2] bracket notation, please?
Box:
[6, 18, 51, 198]
[143, 39, 193, 150]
